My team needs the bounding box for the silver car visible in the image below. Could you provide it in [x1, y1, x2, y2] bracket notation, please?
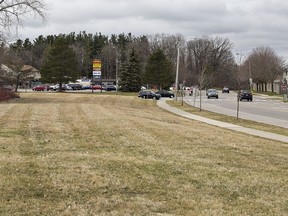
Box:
[206, 89, 218, 99]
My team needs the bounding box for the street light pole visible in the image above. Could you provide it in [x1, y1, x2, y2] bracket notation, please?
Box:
[175, 46, 180, 102]
[236, 52, 243, 120]
[175, 39, 194, 102]
[115, 55, 118, 93]
[248, 59, 252, 90]
[113, 46, 119, 92]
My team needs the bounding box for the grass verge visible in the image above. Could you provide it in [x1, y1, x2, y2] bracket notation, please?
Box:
[167, 100, 288, 137]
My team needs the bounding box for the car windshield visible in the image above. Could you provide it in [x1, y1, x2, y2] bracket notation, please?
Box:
[208, 89, 217, 92]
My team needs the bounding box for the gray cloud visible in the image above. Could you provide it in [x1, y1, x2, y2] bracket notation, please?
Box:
[17, 0, 288, 59]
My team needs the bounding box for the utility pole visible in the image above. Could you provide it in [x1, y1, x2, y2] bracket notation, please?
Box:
[175, 46, 180, 102]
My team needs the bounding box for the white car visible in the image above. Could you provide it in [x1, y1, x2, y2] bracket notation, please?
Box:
[49, 84, 72, 91]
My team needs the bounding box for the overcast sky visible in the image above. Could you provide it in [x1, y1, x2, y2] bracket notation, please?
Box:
[18, 0, 288, 60]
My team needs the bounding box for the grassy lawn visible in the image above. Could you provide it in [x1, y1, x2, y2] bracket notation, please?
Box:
[0, 92, 288, 215]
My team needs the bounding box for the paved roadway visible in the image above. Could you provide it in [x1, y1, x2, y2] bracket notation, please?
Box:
[183, 90, 288, 129]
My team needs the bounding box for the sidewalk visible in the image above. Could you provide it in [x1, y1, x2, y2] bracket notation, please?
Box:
[157, 99, 288, 143]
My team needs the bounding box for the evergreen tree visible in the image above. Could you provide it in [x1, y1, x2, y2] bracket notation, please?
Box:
[41, 36, 78, 91]
[143, 48, 174, 89]
[119, 49, 141, 92]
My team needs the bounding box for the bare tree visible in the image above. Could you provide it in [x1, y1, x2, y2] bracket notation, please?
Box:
[197, 65, 208, 111]
[100, 44, 117, 79]
[0, 0, 47, 40]
[0, 45, 12, 85]
[187, 37, 213, 88]
[0, 0, 47, 89]
[4, 48, 24, 91]
[209, 37, 234, 87]
[244, 46, 285, 92]
[186, 38, 213, 111]
[147, 34, 184, 72]
[0, 43, 5, 64]
[187, 36, 235, 88]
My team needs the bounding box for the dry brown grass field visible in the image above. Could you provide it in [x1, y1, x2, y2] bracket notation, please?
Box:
[0, 92, 288, 215]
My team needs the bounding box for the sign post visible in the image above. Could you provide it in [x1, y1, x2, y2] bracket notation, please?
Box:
[283, 85, 287, 101]
[92, 59, 102, 92]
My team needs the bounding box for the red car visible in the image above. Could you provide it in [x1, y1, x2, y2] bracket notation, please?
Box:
[32, 85, 50, 91]
[91, 84, 103, 90]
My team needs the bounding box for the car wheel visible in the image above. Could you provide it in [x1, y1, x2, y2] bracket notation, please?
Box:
[216, 96, 218, 99]
[170, 95, 174, 98]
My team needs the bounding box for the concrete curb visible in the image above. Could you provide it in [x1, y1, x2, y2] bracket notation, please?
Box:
[157, 99, 288, 143]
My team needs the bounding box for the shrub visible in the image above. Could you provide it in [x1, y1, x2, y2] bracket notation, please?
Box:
[0, 88, 20, 101]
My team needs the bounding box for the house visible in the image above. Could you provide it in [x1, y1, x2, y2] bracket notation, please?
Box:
[0, 64, 41, 87]
[21, 65, 41, 81]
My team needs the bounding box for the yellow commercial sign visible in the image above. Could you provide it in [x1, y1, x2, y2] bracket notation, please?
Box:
[93, 59, 101, 70]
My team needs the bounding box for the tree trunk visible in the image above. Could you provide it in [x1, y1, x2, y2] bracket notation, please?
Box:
[14, 73, 20, 92]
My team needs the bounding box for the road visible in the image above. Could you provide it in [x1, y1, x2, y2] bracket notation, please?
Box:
[183, 90, 288, 129]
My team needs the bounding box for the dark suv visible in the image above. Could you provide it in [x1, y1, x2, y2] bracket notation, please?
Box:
[155, 90, 175, 98]
[138, 90, 161, 100]
[222, 86, 230, 93]
[238, 90, 253, 101]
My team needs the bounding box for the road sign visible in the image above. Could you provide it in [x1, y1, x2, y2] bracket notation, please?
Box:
[93, 59, 101, 71]
[93, 71, 101, 76]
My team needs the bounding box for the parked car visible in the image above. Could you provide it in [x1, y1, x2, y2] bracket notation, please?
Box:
[91, 84, 103, 90]
[82, 85, 91, 90]
[206, 89, 218, 99]
[105, 85, 117, 91]
[63, 84, 73, 90]
[49, 84, 58, 91]
[138, 90, 161, 100]
[238, 90, 253, 101]
[222, 86, 230, 93]
[32, 84, 50, 91]
[49, 84, 72, 91]
[155, 90, 174, 98]
[67, 83, 83, 90]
